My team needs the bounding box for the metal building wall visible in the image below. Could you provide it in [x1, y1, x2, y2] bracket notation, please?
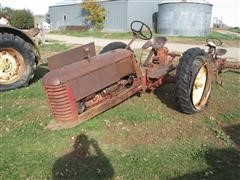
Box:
[49, 4, 86, 31]
[126, 0, 159, 30]
[49, 0, 160, 32]
[102, 0, 128, 31]
[157, 2, 212, 36]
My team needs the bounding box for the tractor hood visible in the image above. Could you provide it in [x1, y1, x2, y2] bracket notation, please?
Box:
[42, 48, 135, 101]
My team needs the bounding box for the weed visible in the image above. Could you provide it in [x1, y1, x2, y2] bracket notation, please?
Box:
[211, 127, 234, 147]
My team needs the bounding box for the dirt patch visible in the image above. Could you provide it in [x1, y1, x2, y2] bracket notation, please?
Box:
[98, 119, 217, 149]
[93, 79, 239, 149]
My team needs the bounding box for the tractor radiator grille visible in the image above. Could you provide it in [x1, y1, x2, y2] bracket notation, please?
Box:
[44, 85, 78, 122]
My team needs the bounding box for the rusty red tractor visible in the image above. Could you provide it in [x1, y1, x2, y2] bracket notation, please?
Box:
[42, 21, 239, 130]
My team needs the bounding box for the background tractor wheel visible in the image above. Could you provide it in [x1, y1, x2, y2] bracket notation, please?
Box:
[99, 42, 129, 54]
[0, 33, 36, 91]
[175, 48, 212, 114]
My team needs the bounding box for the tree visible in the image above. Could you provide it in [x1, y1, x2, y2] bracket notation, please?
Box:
[10, 9, 34, 29]
[81, 0, 106, 31]
[0, 7, 34, 29]
[0, 7, 13, 18]
[45, 12, 50, 24]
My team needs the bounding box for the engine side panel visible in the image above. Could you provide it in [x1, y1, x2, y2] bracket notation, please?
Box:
[71, 57, 134, 101]
[71, 63, 119, 100]
[117, 57, 134, 77]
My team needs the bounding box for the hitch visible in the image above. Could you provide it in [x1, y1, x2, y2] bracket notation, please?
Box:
[213, 58, 240, 85]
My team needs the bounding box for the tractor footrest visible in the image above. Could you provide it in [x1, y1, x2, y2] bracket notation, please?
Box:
[148, 65, 171, 79]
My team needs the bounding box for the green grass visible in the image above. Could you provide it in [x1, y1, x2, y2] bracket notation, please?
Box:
[208, 31, 240, 40]
[0, 44, 240, 179]
[174, 31, 240, 41]
[227, 27, 240, 34]
[39, 41, 72, 62]
[50, 30, 133, 39]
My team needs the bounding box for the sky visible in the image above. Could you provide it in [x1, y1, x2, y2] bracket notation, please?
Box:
[0, 0, 240, 27]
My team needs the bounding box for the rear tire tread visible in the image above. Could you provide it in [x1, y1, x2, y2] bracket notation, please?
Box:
[175, 47, 208, 114]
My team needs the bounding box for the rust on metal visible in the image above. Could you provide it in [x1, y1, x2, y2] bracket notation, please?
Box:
[42, 23, 237, 130]
[43, 44, 138, 125]
[142, 37, 167, 49]
[147, 64, 174, 79]
[43, 84, 78, 122]
[46, 80, 142, 130]
[48, 42, 96, 70]
[153, 47, 169, 65]
[43, 49, 134, 101]
[223, 61, 240, 70]
[42, 36, 182, 130]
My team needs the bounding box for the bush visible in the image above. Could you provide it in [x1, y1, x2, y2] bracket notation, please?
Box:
[0, 7, 34, 29]
[45, 12, 50, 24]
[10, 9, 34, 29]
[0, 7, 13, 20]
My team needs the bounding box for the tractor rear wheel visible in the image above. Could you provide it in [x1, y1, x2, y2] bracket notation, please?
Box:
[175, 48, 212, 114]
[0, 33, 36, 91]
[99, 42, 129, 54]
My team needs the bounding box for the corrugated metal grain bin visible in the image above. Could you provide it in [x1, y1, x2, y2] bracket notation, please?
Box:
[157, 0, 212, 36]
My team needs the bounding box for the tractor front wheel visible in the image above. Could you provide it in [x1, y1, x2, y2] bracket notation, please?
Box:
[99, 42, 129, 54]
[175, 48, 212, 114]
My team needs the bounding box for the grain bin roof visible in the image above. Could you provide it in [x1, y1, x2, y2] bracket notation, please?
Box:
[159, 0, 212, 5]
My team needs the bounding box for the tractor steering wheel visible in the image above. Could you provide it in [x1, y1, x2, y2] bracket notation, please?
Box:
[130, 20, 152, 40]
[206, 38, 222, 46]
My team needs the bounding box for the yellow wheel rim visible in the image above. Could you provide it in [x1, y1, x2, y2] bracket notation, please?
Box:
[0, 48, 25, 84]
[192, 65, 208, 109]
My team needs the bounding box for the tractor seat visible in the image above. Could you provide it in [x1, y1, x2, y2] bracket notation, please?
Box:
[142, 37, 167, 49]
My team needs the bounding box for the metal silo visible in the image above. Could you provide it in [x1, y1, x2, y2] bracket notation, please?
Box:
[157, 0, 212, 36]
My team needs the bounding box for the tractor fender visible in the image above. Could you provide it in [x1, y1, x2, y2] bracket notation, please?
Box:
[0, 25, 41, 64]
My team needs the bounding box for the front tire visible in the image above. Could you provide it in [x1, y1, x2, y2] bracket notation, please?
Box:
[175, 48, 212, 114]
[0, 33, 36, 91]
[99, 42, 129, 54]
